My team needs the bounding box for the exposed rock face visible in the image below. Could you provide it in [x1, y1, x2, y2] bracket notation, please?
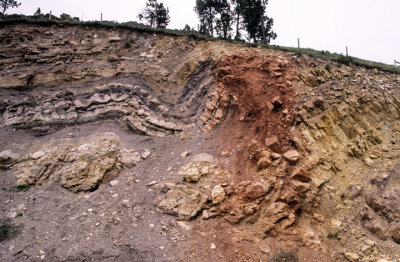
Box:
[155, 183, 208, 220]
[2, 22, 400, 262]
[264, 135, 281, 153]
[1, 83, 185, 137]
[15, 132, 140, 192]
[0, 150, 21, 169]
[361, 187, 400, 242]
[283, 150, 300, 164]
[211, 185, 225, 205]
[180, 161, 227, 183]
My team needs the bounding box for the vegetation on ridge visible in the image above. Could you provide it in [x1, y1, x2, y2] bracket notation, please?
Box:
[0, 16, 399, 74]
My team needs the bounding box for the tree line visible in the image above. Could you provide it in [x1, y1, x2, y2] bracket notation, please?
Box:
[139, 0, 276, 43]
[1, 0, 276, 43]
[195, 0, 276, 43]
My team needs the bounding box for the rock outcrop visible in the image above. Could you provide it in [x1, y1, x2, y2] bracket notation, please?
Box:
[15, 132, 140, 192]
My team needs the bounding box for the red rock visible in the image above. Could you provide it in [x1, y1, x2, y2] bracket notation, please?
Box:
[289, 168, 310, 182]
[266, 102, 274, 111]
[264, 136, 280, 153]
[283, 150, 300, 164]
[272, 96, 283, 107]
[257, 157, 271, 170]
[244, 182, 270, 200]
[290, 180, 311, 195]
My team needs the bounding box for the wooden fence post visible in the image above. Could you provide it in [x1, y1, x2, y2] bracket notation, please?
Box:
[49, 11, 52, 20]
[346, 46, 348, 57]
[297, 38, 300, 48]
[101, 13, 103, 21]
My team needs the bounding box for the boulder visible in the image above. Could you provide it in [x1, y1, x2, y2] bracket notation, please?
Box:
[272, 96, 283, 107]
[289, 168, 310, 182]
[156, 184, 208, 220]
[119, 149, 141, 168]
[301, 229, 321, 251]
[243, 182, 270, 200]
[283, 150, 300, 164]
[344, 252, 359, 262]
[181, 161, 225, 183]
[14, 132, 136, 193]
[257, 156, 271, 170]
[0, 150, 21, 169]
[211, 185, 225, 205]
[264, 136, 280, 153]
[60, 157, 117, 192]
[266, 102, 274, 111]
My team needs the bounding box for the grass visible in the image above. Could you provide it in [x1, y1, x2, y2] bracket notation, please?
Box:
[9, 185, 30, 192]
[267, 45, 400, 74]
[327, 231, 340, 240]
[0, 218, 22, 242]
[271, 249, 298, 262]
[1, 15, 399, 74]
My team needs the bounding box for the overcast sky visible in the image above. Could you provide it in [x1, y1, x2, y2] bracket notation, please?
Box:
[11, 0, 400, 65]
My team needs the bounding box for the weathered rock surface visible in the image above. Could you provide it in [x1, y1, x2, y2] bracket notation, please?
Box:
[15, 132, 140, 192]
[1, 21, 400, 262]
[180, 161, 227, 183]
[0, 150, 21, 169]
[211, 185, 225, 205]
[155, 183, 208, 220]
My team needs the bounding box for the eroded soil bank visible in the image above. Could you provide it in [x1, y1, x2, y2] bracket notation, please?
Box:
[1, 22, 400, 262]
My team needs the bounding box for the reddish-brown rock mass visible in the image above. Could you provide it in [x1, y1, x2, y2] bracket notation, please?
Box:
[1, 21, 400, 262]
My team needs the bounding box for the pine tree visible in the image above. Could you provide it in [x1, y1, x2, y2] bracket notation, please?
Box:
[139, 0, 170, 28]
[34, 8, 41, 17]
[237, 0, 276, 43]
[195, 0, 230, 36]
[215, 10, 233, 39]
[0, 0, 21, 19]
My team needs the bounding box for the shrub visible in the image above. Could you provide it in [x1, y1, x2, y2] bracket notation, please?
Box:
[325, 64, 331, 72]
[124, 38, 134, 48]
[0, 219, 22, 242]
[336, 55, 353, 65]
[9, 185, 29, 192]
[327, 232, 340, 239]
[271, 249, 298, 262]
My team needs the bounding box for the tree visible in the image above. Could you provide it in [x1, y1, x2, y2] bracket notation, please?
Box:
[183, 24, 191, 31]
[195, 0, 230, 36]
[1, 0, 21, 19]
[139, 0, 170, 28]
[34, 7, 41, 17]
[237, 0, 276, 43]
[215, 10, 233, 39]
[231, 0, 243, 40]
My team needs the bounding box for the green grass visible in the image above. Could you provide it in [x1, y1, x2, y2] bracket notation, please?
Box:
[267, 45, 400, 74]
[327, 231, 340, 240]
[1, 15, 399, 74]
[271, 249, 298, 262]
[9, 185, 30, 192]
[0, 219, 22, 242]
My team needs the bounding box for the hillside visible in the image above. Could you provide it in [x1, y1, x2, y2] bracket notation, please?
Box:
[1, 21, 400, 262]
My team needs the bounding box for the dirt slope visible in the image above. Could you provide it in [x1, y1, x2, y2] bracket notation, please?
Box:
[1, 22, 400, 262]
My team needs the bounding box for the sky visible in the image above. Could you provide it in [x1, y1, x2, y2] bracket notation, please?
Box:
[9, 0, 400, 65]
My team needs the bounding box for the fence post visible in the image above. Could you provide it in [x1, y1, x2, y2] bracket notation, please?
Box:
[101, 13, 103, 21]
[346, 46, 348, 57]
[49, 11, 52, 20]
[297, 38, 300, 48]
